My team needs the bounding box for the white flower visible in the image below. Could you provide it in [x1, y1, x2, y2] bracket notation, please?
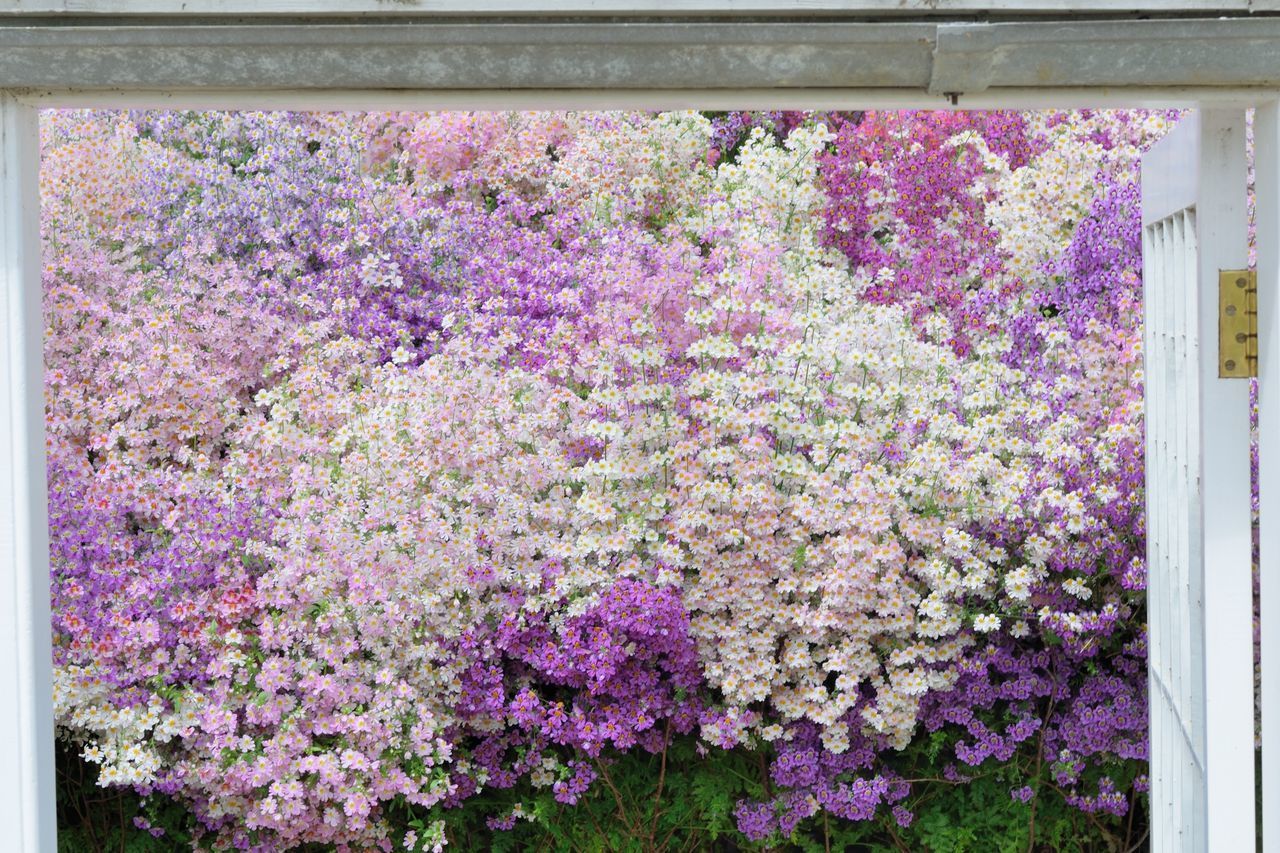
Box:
[820, 724, 850, 754]
[1062, 578, 1091, 600]
[973, 614, 1001, 633]
[1004, 566, 1033, 601]
[759, 724, 785, 742]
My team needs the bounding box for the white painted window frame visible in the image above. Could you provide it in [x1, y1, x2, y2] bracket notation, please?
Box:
[2, 7, 1280, 850]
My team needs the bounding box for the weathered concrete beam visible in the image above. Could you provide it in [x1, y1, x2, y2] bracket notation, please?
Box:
[0, 1, 1269, 18]
[2, 18, 1280, 93]
[0, 22, 938, 90]
[930, 18, 1280, 93]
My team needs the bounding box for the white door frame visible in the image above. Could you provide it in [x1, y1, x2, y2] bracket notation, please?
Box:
[1141, 110, 1256, 852]
[0, 89, 51, 853]
[3, 8, 1280, 848]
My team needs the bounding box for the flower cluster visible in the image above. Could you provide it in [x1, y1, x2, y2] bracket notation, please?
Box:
[42, 106, 1177, 848]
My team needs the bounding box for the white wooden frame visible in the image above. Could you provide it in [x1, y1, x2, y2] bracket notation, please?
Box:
[2, 5, 1279, 850]
[0, 90, 50, 853]
[1141, 111, 1257, 852]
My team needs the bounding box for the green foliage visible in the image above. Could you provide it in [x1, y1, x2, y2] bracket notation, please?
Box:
[55, 737, 194, 853]
[55, 731, 1146, 852]
[424, 739, 771, 853]
[907, 777, 1048, 853]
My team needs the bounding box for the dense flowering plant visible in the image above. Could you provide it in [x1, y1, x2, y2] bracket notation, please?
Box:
[44, 106, 1181, 850]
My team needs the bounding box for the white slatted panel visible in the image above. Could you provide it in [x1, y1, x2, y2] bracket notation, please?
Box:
[1141, 109, 1256, 853]
[1143, 210, 1207, 853]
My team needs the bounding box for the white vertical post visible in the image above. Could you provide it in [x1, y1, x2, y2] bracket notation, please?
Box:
[1197, 109, 1257, 852]
[0, 92, 55, 850]
[1256, 98, 1280, 853]
[1144, 109, 1256, 852]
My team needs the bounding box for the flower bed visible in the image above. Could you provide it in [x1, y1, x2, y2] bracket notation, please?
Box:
[45, 108, 1176, 851]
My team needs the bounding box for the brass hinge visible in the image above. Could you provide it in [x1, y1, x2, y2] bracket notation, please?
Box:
[1219, 269, 1258, 378]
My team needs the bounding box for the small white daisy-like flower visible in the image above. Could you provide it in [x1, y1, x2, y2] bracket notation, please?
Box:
[973, 614, 1001, 633]
[759, 724, 785, 742]
[1062, 577, 1091, 600]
